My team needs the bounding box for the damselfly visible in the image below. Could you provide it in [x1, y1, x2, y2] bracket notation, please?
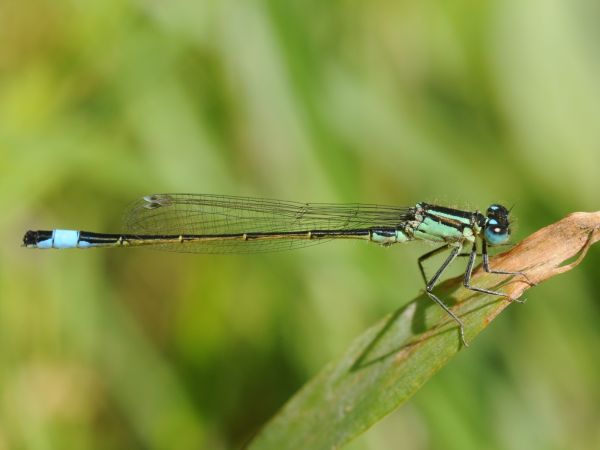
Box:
[23, 194, 528, 346]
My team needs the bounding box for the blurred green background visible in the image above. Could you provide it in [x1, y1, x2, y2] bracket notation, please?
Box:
[2, 0, 600, 448]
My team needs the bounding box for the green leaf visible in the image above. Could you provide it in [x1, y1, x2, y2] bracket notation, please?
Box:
[249, 212, 600, 449]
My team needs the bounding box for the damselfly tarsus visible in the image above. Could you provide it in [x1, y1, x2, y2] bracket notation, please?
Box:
[23, 194, 529, 346]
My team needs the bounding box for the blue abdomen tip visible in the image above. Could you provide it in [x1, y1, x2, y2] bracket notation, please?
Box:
[52, 229, 80, 249]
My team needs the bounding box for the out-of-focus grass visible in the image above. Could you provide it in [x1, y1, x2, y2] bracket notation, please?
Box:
[1, 0, 600, 449]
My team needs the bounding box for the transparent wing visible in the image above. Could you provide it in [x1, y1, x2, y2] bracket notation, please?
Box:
[123, 194, 414, 253]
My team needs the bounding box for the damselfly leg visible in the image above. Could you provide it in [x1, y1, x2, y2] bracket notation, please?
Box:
[418, 244, 468, 347]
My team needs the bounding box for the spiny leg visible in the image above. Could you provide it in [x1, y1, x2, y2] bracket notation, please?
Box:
[418, 245, 450, 285]
[459, 243, 534, 289]
[463, 240, 525, 303]
[419, 244, 469, 347]
[481, 240, 535, 286]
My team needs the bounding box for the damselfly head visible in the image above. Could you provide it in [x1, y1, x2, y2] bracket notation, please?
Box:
[484, 204, 511, 245]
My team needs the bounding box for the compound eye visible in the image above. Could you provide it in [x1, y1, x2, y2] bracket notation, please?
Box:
[487, 204, 508, 216]
[484, 219, 509, 245]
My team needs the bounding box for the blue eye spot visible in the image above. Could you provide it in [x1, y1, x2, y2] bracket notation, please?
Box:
[485, 226, 509, 245]
[488, 219, 498, 225]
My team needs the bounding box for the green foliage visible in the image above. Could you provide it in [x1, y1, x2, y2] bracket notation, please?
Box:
[1, 0, 600, 449]
[249, 283, 493, 450]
